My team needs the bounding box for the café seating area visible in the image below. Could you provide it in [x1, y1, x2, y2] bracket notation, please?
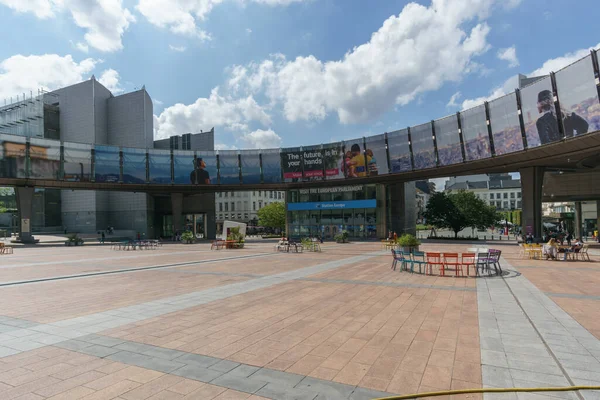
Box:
[391, 248, 502, 277]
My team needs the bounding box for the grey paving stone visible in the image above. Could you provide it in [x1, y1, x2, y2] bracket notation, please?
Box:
[78, 334, 125, 347]
[107, 350, 154, 365]
[509, 370, 569, 387]
[510, 380, 576, 400]
[54, 339, 94, 351]
[481, 337, 505, 352]
[250, 368, 305, 387]
[172, 364, 225, 382]
[209, 359, 241, 373]
[114, 341, 153, 354]
[78, 344, 121, 358]
[481, 349, 509, 368]
[211, 374, 268, 394]
[0, 346, 20, 357]
[132, 356, 185, 373]
[139, 345, 186, 361]
[256, 383, 318, 400]
[349, 387, 395, 400]
[482, 365, 514, 388]
[295, 377, 354, 399]
[174, 353, 220, 368]
[228, 364, 261, 378]
[507, 359, 563, 376]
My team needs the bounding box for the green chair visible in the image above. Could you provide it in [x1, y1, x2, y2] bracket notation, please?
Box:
[401, 251, 413, 272]
[411, 251, 427, 274]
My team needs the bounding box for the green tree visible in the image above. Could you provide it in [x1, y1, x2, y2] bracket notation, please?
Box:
[424, 191, 500, 238]
[257, 202, 286, 230]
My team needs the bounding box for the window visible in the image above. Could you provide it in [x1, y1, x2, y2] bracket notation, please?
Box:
[253, 191, 256, 196]
[219, 203, 223, 212]
[510, 192, 515, 199]
[277, 192, 281, 199]
[237, 201, 242, 211]
[253, 202, 256, 211]
[503, 201, 508, 209]
[218, 192, 222, 198]
[238, 213, 242, 219]
[169, 136, 179, 150]
[225, 213, 228, 219]
[517, 201, 522, 209]
[270, 191, 273, 198]
[503, 192, 508, 199]
[231, 202, 235, 211]
[259, 201, 263, 209]
[224, 192, 228, 197]
[244, 201, 248, 211]
[490, 201, 494, 206]
[517, 192, 521, 198]
[182, 133, 191, 150]
[244, 213, 248, 220]
[258, 190, 262, 196]
[224, 203, 229, 211]
[510, 200, 516, 209]
[490, 193, 494, 199]
[482, 193, 487, 199]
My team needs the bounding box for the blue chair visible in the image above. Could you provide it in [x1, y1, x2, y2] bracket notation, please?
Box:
[411, 251, 427, 274]
[401, 251, 413, 272]
[391, 249, 405, 271]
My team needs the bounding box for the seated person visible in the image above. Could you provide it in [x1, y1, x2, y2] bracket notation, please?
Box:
[570, 238, 584, 253]
[543, 238, 559, 260]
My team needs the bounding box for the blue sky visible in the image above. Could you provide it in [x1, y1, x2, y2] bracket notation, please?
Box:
[0, 0, 599, 151]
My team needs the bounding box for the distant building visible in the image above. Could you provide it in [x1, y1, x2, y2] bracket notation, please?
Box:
[154, 129, 214, 151]
[445, 173, 522, 211]
[215, 190, 285, 234]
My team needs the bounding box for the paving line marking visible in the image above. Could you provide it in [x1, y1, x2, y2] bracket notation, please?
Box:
[0, 252, 278, 287]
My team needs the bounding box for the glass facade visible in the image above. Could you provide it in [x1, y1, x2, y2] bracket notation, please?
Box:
[286, 184, 381, 239]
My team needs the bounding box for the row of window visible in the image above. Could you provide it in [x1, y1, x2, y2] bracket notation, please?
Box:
[475, 191, 521, 200]
[217, 191, 284, 199]
[218, 213, 250, 221]
[218, 201, 275, 212]
[489, 200, 522, 210]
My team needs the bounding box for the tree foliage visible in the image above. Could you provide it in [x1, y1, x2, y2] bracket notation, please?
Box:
[257, 202, 286, 230]
[423, 191, 500, 237]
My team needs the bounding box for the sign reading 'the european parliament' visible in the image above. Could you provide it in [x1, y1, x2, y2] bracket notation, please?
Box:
[287, 199, 377, 211]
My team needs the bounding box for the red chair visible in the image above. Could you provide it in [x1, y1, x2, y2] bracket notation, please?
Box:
[443, 253, 460, 277]
[426, 252, 444, 276]
[460, 253, 476, 277]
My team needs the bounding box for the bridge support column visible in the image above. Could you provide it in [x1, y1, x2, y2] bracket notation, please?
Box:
[520, 167, 544, 240]
[574, 201, 582, 239]
[387, 181, 416, 237]
[597, 201, 600, 243]
[15, 187, 37, 244]
[171, 193, 183, 235]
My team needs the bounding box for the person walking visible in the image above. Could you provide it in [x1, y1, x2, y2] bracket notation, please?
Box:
[101, 231, 105, 244]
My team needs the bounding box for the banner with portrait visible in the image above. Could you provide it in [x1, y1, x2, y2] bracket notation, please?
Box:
[460, 105, 491, 161]
[341, 138, 368, 178]
[194, 151, 217, 185]
[365, 133, 389, 175]
[434, 115, 462, 166]
[520, 76, 558, 148]
[488, 92, 524, 156]
[555, 54, 600, 137]
[173, 150, 194, 184]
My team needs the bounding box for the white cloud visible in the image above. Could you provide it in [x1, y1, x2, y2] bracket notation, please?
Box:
[75, 42, 89, 53]
[497, 46, 519, 67]
[98, 68, 123, 94]
[0, 54, 98, 100]
[228, 0, 497, 124]
[154, 87, 271, 139]
[461, 42, 600, 109]
[240, 128, 282, 149]
[169, 45, 187, 52]
[215, 143, 238, 150]
[0, 0, 54, 18]
[446, 91, 462, 108]
[246, 28, 252, 34]
[0, 0, 135, 52]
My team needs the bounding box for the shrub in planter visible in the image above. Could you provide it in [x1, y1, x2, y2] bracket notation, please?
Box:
[334, 230, 349, 243]
[180, 231, 195, 244]
[396, 234, 420, 253]
[65, 233, 84, 246]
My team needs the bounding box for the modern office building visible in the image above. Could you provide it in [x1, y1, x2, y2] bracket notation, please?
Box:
[0, 77, 217, 239]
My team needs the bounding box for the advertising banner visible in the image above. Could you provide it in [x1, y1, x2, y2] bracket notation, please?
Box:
[323, 142, 344, 180]
[29, 138, 61, 180]
[302, 145, 324, 180]
[387, 129, 411, 172]
[94, 145, 120, 183]
[488, 92, 523, 155]
[261, 149, 281, 183]
[555, 55, 600, 136]
[434, 115, 462, 166]
[63, 142, 92, 182]
[520, 76, 557, 148]
[240, 151, 261, 184]
[122, 148, 146, 184]
[218, 151, 240, 184]
[365, 134, 389, 175]
[460, 104, 492, 161]
[149, 150, 172, 184]
[411, 123, 436, 169]
[341, 138, 367, 178]
[281, 147, 302, 182]
[173, 150, 194, 184]
[194, 151, 217, 185]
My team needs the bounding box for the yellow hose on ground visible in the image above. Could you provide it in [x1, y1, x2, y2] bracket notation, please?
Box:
[372, 386, 600, 400]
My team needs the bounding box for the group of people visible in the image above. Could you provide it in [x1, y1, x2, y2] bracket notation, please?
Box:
[543, 236, 584, 260]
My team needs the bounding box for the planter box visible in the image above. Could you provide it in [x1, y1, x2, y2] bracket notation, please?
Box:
[400, 245, 419, 253]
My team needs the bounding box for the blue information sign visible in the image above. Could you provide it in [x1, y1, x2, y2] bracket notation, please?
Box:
[287, 199, 376, 211]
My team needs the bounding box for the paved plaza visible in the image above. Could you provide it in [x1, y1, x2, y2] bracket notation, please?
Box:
[0, 241, 598, 400]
